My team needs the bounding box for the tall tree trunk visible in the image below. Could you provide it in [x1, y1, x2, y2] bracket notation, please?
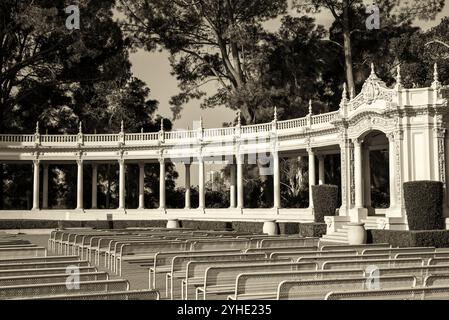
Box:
[343, 0, 355, 94]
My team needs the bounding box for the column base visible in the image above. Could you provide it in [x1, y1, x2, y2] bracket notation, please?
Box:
[349, 207, 368, 222]
[262, 220, 279, 235]
[324, 216, 350, 234]
[167, 219, 180, 229]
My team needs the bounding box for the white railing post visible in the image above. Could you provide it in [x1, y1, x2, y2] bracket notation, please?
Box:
[307, 100, 312, 127]
[77, 121, 84, 146]
[159, 119, 165, 143]
[119, 121, 125, 146]
[34, 122, 41, 147]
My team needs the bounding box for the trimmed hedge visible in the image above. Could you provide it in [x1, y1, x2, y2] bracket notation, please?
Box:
[298, 223, 327, 238]
[368, 229, 449, 248]
[312, 184, 339, 223]
[403, 181, 444, 230]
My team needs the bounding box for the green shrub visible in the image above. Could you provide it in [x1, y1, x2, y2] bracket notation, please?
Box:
[312, 184, 339, 223]
[403, 181, 444, 230]
[368, 230, 449, 248]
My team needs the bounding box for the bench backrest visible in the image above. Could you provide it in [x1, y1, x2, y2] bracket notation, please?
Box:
[276, 276, 417, 300]
[0, 260, 90, 271]
[0, 247, 47, 258]
[320, 243, 391, 253]
[0, 279, 130, 298]
[322, 258, 424, 270]
[0, 266, 97, 278]
[362, 247, 435, 256]
[120, 241, 187, 257]
[298, 254, 390, 268]
[0, 256, 81, 264]
[190, 239, 251, 251]
[259, 238, 319, 248]
[428, 258, 449, 266]
[245, 246, 319, 255]
[18, 289, 160, 300]
[204, 262, 320, 289]
[152, 250, 243, 267]
[233, 269, 365, 299]
[325, 286, 449, 300]
[424, 275, 449, 287]
[373, 265, 449, 285]
[0, 272, 108, 286]
[270, 250, 358, 260]
[188, 259, 296, 279]
[171, 253, 268, 274]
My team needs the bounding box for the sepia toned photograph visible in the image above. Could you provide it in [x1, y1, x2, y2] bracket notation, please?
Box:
[1, 0, 449, 305]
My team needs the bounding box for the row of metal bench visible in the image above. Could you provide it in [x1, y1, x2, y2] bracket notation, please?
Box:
[47, 228, 449, 300]
[0, 235, 159, 300]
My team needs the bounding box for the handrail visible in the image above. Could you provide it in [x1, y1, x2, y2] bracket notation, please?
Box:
[0, 110, 340, 145]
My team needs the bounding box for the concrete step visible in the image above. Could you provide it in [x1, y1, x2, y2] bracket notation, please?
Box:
[320, 238, 348, 244]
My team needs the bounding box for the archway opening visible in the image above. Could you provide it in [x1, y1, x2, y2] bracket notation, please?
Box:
[362, 130, 390, 214]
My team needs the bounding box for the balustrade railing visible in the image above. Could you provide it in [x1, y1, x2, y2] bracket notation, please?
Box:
[311, 111, 339, 125]
[277, 117, 308, 130]
[0, 110, 339, 146]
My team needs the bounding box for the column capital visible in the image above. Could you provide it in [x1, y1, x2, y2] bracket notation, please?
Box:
[236, 154, 244, 164]
[158, 157, 165, 165]
[76, 158, 84, 166]
[307, 146, 314, 154]
[118, 158, 125, 166]
[317, 154, 325, 161]
[33, 159, 40, 166]
[138, 162, 145, 169]
[352, 137, 363, 146]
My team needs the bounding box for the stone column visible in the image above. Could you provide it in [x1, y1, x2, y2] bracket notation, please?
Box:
[363, 146, 371, 209]
[229, 163, 236, 208]
[118, 159, 125, 210]
[42, 163, 49, 209]
[76, 159, 84, 210]
[236, 154, 244, 209]
[184, 163, 191, 209]
[308, 148, 316, 208]
[388, 134, 396, 208]
[198, 157, 205, 209]
[138, 162, 145, 209]
[159, 158, 166, 209]
[91, 164, 98, 209]
[32, 160, 40, 210]
[318, 155, 325, 185]
[273, 151, 281, 208]
[353, 139, 363, 208]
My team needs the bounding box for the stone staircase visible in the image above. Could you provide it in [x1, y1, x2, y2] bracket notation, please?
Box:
[320, 216, 387, 244]
[320, 225, 349, 244]
[361, 216, 381, 229]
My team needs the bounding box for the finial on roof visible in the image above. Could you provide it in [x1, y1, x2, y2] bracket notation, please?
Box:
[237, 110, 241, 126]
[350, 87, 355, 100]
[308, 100, 312, 115]
[120, 120, 124, 132]
[395, 64, 402, 89]
[432, 62, 441, 89]
[141, 127, 143, 133]
[199, 116, 203, 128]
[160, 118, 164, 131]
[340, 83, 349, 107]
[35, 121, 39, 134]
[273, 106, 277, 121]
[78, 121, 82, 134]
[371, 63, 375, 75]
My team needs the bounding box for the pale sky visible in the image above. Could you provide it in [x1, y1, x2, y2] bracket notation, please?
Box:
[128, 2, 449, 186]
